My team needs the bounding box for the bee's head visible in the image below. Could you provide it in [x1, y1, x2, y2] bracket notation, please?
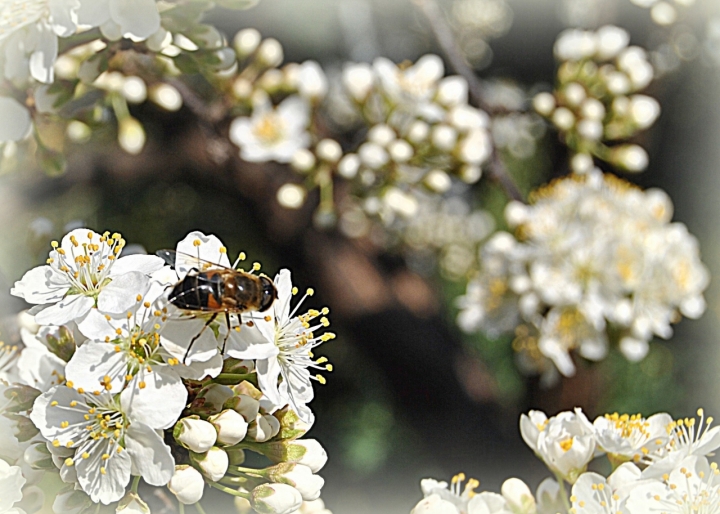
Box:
[259, 276, 277, 312]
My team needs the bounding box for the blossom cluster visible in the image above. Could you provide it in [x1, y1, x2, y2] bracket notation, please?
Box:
[0, 228, 334, 514]
[411, 406, 720, 514]
[533, 25, 659, 174]
[457, 170, 708, 383]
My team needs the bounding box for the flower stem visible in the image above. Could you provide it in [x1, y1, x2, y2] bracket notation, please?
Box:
[554, 472, 572, 514]
[179, 502, 185, 514]
[195, 502, 208, 514]
[131, 475, 141, 494]
[208, 481, 251, 498]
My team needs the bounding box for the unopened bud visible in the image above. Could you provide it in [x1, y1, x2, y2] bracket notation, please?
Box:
[24, 442, 54, 470]
[118, 117, 146, 155]
[342, 63, 374, 101]
[264, 439, 328, 473]
[191, 447, 229, 482]
[248, 413, 281, 442]
[234, 28, 262, 56]
[316, 139, 342, 163]
[209, 409, 248, 446]
[225, 393, 261, 423]
[610, 144, 649, 172]
[168, 465, 205, 505]
[291, 149, 316, 173]
[502, 477, 537, 514]
[174, 416, 218, 453]
[267, 463, 324, 501]
[257, 38, 284, 67]
[251, 483, 302, 514]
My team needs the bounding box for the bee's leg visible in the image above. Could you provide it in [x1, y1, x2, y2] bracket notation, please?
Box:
[183, 312, 218, 364]
[221, 311, 232, 356]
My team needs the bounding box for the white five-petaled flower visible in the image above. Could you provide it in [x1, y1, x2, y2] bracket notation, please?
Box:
[626, 456, 720, 514]
[520, 408, 596, 483]
[30, 384, 175, 504]
[63, 284, 188, 427]
[0, 0, 80, 84]
[239, 269, 334, 423]
[412, 474, 515, 514]
[152, 231, 278, 366]
[11, 229, 164, 337]
[593, 412, 672, 463]
[229, 96, 311, 163]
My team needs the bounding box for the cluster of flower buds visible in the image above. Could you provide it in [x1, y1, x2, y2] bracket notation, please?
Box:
[533, 26, 660, 174]
[170, 379, 327, 511]
[0, 228, 334, 513]
[0, 0, 260, 172]
[335, 54, 492, 225]
[412, 406, 720, 514]
[457, 170, 708, 383]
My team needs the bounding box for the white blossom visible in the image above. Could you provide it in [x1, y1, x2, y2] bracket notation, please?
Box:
[229, 96, 311, 163]
[11, 229, 163, 334]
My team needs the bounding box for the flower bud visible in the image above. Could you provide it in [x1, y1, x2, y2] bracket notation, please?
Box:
[502, 478, 536, 514]
[436, 76, 468, 106]
[118, 117, 146, 155]
[316, 139, 342, 163]
[225, 393, 261, 423]
[248, 413, 281, 443]
[406, 121, 430, 143]
[191, 447, 229, 482]
[411, 494, 458, 514]
[23, 441, 54, 470]
[264, 439, 328, 473]
[251, 483, 303, 514]
[116, 492, 150, 514]
[268, 463, 324, 501]
[198, 384, 234, 411]
[388, 140, 413, 163]
[337, 154, 360, 179]
[610, 144, 648, 172]
[168, 465, 205, 505]
[300, 499, 332, 513]
[358, 142, 389, 169]
[122, 76, 147, 104]
[228, 449, 246, 466]
[367, 124, 395, 146]
[235, 497, 254, 514]
[277, 183, 306, 210]
[342, 63, 374, 101]
[209, 409, 248, 446]
[298, 61, 328, 100]
[257, 38, 284, 67]
[149, 84, 182, 112]
[291, 149, 317, 173]
[533, 92, 555, 116]
[431, 125, 457, 151]
[174, 416, 218, 453]
[234, 28, 261, 56]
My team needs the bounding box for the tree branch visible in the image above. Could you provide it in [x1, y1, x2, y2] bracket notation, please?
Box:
[412, 0, 524, 202]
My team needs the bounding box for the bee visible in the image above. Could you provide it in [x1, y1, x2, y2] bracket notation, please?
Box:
[156, 250, 277, 363]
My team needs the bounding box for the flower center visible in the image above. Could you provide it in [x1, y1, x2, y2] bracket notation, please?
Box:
[0, 0, 47, 41]
[50, 232, 125, 298]
[253, 113, 285, 145]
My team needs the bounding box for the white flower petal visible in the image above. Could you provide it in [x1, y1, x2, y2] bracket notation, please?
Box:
[65, 342, 127, 394]
[29, 24, 58, 83]
[77, 0, 111, 26]
[256, 357, 283, 406]
[160, 319, 220, 364]
[224, 324, 279, 360]
[11, 265, 69, 304]
[110, 254, 164, 276]
[76, 438, 131, 504]
[97, 272, 149, 314]
[175, 231, 232, 276]
[121, 367, 187, 429]
[124, 422, 174, 486]
[17, 345, 66, 392]
[35, 295, 95, 326]
[109, 0, 161, 39]
[176, 353, 223, 380]
[0, 97, 32, 142]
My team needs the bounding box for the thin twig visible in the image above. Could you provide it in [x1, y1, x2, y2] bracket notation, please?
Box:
[411, 0, 524, 202]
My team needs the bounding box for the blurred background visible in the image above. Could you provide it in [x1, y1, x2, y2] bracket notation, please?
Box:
[2, 0, 720, 512]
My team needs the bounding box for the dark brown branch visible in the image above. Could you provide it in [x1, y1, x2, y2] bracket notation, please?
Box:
[411, 0, 524, 202]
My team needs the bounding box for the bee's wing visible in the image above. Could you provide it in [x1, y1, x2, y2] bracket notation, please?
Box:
[155, 249, 232, 272]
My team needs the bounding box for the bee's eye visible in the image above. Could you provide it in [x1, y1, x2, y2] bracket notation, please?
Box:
[259, 276, 277, 311]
